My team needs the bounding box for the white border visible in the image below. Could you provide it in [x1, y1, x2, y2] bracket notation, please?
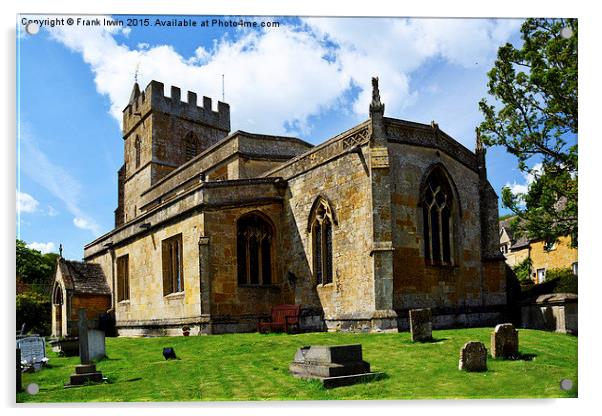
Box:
[3, 1, 599, 415]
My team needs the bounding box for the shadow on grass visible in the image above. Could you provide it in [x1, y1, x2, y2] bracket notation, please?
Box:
[491, 353, 538, 361]
[414, 337, 449, 344]
[124, 377, 143, 382]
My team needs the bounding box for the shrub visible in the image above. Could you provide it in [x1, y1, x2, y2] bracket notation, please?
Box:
[521, 267, 577, 298]
[16, 292, 51, 336]
[512, 257, 533, 282]
[546, 267, 578, 294]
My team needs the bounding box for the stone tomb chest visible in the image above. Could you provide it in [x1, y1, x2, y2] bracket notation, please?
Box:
[289, 344, 381, 388]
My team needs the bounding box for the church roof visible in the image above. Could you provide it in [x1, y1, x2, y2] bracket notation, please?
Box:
[57, 258, 111, 296]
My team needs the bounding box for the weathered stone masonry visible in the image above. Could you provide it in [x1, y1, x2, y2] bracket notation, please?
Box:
[75, 77, 507, 336]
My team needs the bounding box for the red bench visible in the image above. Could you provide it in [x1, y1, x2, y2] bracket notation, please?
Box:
[257, 304, 301, 334]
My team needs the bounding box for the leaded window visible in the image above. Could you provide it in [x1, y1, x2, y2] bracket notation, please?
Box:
[311, 199, 334, 285]
[422, 168, 454, 265]
[117, 254, 130, 302]
[162, 234, 184, 295]
[237, 213, 273, 286]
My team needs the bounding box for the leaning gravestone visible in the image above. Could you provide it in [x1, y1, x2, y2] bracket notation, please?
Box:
[491, 323, 519, 359]
[16, 336, 47, 371]
[290, 344, 382, 388]
[458, 341, 487, 372]
[409, 308, 432, 342]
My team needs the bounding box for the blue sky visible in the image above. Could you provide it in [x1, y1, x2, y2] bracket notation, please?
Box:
[17, 15, 529, 260]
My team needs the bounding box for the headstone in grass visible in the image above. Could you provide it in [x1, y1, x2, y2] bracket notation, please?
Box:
[491, 323, 519, 359]
[290, 344, 383, 388]
[409, 308, 432, 342]
[64, 309, 105, 388]
[458, 341, 487, 372]
[16, 336, 47, 371]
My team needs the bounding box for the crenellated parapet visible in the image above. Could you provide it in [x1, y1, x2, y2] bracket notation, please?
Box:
[123, 80, 230, 137]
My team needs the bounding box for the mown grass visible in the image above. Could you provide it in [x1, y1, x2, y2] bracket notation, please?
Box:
[16, 328, 577, 402]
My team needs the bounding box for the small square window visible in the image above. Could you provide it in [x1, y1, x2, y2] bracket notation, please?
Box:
[544, 240, 557, 252]
[537, 268, 546, 284]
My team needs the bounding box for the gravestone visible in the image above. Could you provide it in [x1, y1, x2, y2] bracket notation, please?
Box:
[409, 308, 432, 342]
[491, 323, 519, 359]
[290, 344, 382, 388]
[16, 348, 22, 392]
[458, 341, 487, 372]
[79, 308, 90, 364]
[65, 309, 105, 387]
[16, 336, 47, 371]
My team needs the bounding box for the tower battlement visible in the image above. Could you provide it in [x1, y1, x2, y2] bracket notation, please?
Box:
[123, 80, 230, 136]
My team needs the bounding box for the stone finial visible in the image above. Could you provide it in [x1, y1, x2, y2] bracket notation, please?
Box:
[59, 243, 63, 258]
[475, 127, 483, 151]
[430, 120, 439, 130]
[458, 341, 487, 372]
[369, 76, 385, 115]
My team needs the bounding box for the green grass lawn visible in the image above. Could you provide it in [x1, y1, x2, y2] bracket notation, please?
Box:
[17, 327, 577, 402]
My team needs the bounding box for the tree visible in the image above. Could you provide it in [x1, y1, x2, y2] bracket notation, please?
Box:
[479, 18, 577, 246]
[16, 239, 59, 285]
[16, 292, 51, 335]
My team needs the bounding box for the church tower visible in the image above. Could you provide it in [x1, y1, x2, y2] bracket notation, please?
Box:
[115, 80, 230, 226]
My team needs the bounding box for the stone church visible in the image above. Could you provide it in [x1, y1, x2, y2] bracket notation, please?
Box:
[53, 77, 507, 337]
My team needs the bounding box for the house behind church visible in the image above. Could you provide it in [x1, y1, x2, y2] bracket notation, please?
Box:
[52, 77, 508, 337]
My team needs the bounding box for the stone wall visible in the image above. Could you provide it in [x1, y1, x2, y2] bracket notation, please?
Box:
[389, 143, 484, 310]
[203, 203, 292, 333]
[529, 236, 578, 283]
[277, 144, 375, 330]
[87, 214, 205, 335]
[138, 132, 311, 212]
[121, 80, 231, 222]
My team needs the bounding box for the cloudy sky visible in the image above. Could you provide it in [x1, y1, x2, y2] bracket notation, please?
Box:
[17, 15, 529, 259]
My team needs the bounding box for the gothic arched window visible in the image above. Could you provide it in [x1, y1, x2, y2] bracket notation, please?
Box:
[52, 283, 63, 305]
[422, 167, 455, 265]
[310, 198, 334, 285]
[237, 213, 273, 286]
[184, 132, 198, 161]
[134, 136, 141, 168]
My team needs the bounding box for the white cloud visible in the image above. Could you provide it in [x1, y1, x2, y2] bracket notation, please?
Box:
[16, 191, 39, 214]
[73, 217, 101, 234]
[19, 124, 102, 236]
[27, 241, 56, 254]
[505, 163, 543, 200]
[43, 16, 521, 138]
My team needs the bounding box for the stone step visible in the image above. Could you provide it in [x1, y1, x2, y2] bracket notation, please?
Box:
[290, 361, 371, 378]
[310, 372, 383, 389]
[75, 364, 97, 374]
[69, 372, 103, 385]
